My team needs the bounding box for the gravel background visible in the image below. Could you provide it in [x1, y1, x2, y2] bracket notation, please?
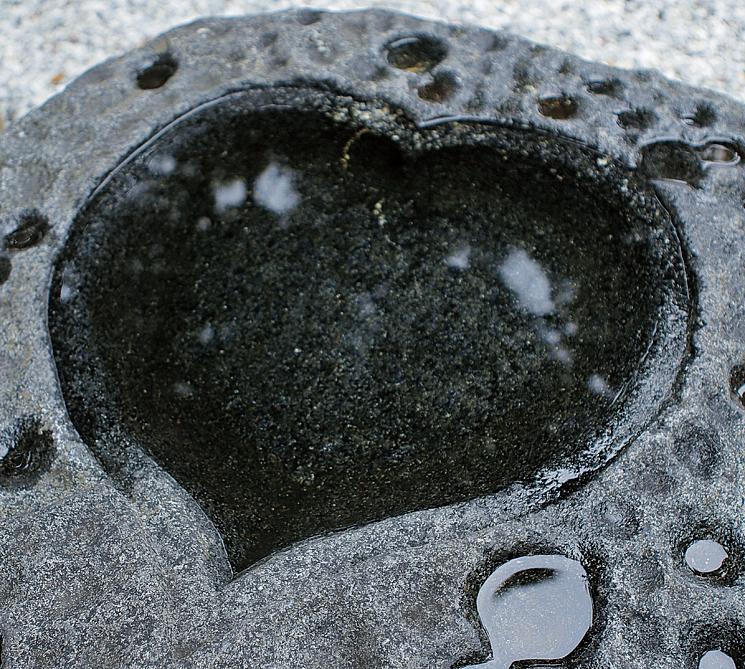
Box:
[1, 0, 744, 130]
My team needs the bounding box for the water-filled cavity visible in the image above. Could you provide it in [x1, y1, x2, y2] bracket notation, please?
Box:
[699, 650, 737, 669]
[50, 90, 688, 571]
[538, 95, 578, 120]
[461, 555, 593, 669]
[685, 539, 729, 575]
[136, 53, 178, 90]
[385, 35, 448, 73]
[418, 71, 458, 102]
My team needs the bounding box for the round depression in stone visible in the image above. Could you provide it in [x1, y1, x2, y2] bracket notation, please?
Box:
[50, 91, 687, 571]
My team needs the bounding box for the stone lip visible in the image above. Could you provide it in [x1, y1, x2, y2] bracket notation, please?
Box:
[0, 8, 744, 668]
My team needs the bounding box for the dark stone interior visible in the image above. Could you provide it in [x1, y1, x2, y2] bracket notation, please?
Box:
[49, 92, 685, 572]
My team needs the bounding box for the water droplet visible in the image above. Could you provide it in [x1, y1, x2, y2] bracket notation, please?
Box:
[699, 143, 740, 165]
[463, 555, 593, 669]
[538, 96, 578, 120]
[213, 178, 247, 214]
[4, 210, 49, 251]
[498, 248, 555, 316]
[253, 161, 300, 217]
[385, 35, 448, 73]
[60, 282, 74, 303]
[699, 650, 737, 669]
[685, 539, 728, 575]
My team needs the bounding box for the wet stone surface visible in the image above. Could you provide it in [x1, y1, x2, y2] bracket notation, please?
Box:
[51, 96, 678, 570]
[2, 8, 745, 669]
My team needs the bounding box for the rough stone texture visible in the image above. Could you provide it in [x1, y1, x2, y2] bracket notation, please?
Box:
[1, 0, 744, 129]
[0, 9, 745, 669]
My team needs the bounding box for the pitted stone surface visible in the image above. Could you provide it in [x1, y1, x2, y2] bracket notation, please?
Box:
[0, 10, 745, 669]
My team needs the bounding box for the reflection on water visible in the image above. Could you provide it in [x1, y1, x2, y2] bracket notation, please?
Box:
[50, 105, 676, 570]
[463, 555, 593, 669]
[685, 539, 728, 575]
[253, 160, 300, 217]
[445, 244, 471, 270]
[498, 247, 555, 317]
[148, 153, 177, 176]
[699, 650, 736, 669]
[213, 177, 247, 213]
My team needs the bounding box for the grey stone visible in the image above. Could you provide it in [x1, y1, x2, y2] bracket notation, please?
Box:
[1, 9, 744, 668]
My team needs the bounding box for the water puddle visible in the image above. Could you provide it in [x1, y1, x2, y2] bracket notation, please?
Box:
[685, 539, 728, 575]
[699, 650, 736, 669]
[639, 139, 741, 186]
[49, 96, 687, 571]
[463, 555, 592, 669]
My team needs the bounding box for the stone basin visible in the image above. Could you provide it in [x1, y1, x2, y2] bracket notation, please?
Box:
[1, 9, 744, 669]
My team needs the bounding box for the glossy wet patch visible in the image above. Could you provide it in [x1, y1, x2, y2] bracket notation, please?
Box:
[699, 143, 740, 165]
[49, 91, 687, 571]
[460, 555, 592, 668]
[700, 650, 737, 669]
[685, 539, 729, 575]
[385, 35, 448, 73]
[537, 95, 578, 120]
[136, 53, 178, 90]
[639, 141, 706, 186]
[418, 72, 458, 102]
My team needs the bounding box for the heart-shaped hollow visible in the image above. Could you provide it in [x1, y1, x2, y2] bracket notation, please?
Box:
[49, 88, 688, 573]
